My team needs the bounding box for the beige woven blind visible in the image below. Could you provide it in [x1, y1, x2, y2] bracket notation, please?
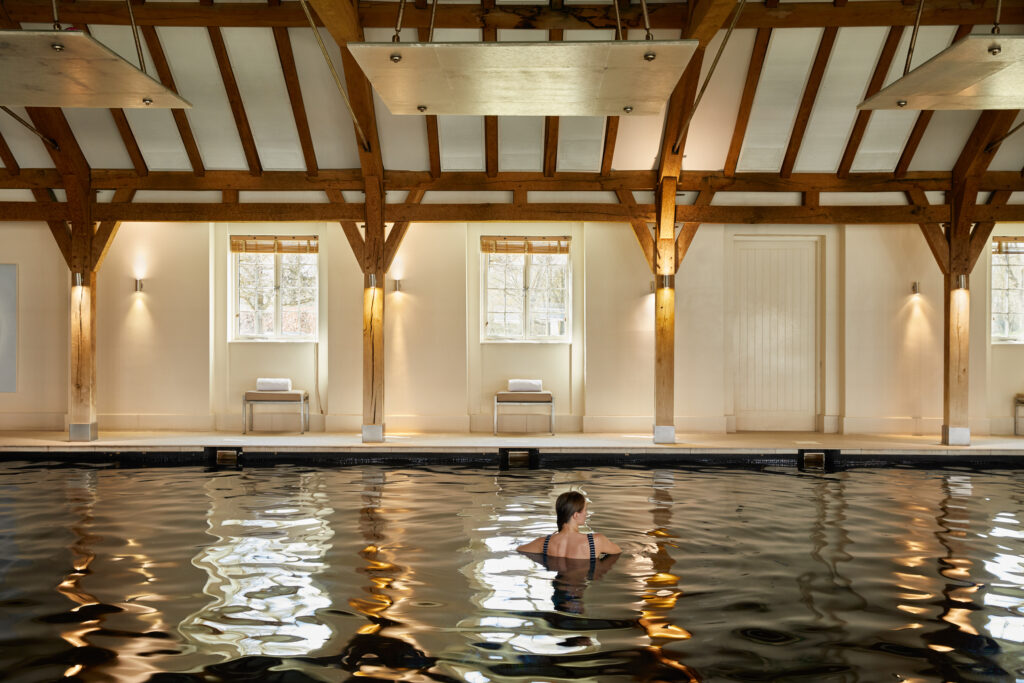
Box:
[993, 236, 1024, 255]
[480, 235, 571, 254]
[230, 235, 318, 254]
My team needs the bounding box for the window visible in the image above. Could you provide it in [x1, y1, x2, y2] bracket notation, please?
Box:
[992, 237, 1024, 342]
[231, 235, 318, 339]
[482, 235, 570, 341]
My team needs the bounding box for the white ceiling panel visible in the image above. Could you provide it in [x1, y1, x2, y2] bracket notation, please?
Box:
[557, 116, 605, 172]
[290, 27, 361, 170]
[497, 29, 547, 42]
[925, 191, 946, 205]
[612, 112, 664, 170]
[222, 27, 305, 171]
[372, 90, 430, 171]
[158, 27, 246, 170]
[852, 26, 956, 172]
[386, 190, 409, 203]
[133, 190, 222, 203]
[794, 27, 885, 173]
[422, 191, 512, 203]
[528, 191, 618, 203]
[684, 29, 757, 171]
[564, 29, 616, 41]
[438, 115, 485, 171]
[342, 191, 365, 203]
[499, 116, 544, 171]
[0, 106, 55, 168]
[908, 111, 981, 171]
[632, 191, 656, 204]
[87, 25, 191, 171]
[238, 191, 328, 203]
[0, 190, 34, 201]
[737, 28, 822, 172]
[712, 192, 802, 205]
[989, 111, 1024, 172]
[820, 192, 907, 205]
[63, 108, 133, 169]
[1009, 192, 1023, 204]
[431, 28, 482, 42]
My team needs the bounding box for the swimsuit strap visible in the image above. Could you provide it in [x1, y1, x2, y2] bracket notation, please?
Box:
[587, 533, 596, 579]
[542, 534, 551, 558]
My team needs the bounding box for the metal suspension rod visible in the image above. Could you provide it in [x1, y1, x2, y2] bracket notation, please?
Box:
[392, 0, 407, 43]
[993, 0, 1003, 33]
[639, 0, 653, 40]
[613, 0, 623, 41]
[297, 0, 370, 152]
[985, 117, 1024, 153]
[672, 0, 747, 155]
[904, 0, 925, 76]
[124, 0, 147, 75]
[428, 0, 439, 42]
[51, 0, 60, 30]
[0, 107, 59, 150]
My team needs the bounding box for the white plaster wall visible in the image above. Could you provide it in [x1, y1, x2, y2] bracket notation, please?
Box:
[324, 226, 362, 431]
[385, 223, 469, 432]
[0, 223, 68, 429]
[97, 222, 214, 429]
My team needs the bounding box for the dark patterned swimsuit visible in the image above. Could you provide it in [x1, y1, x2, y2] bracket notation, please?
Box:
[542, 533, 597, 574]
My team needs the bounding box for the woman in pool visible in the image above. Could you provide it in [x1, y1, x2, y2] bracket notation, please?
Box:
[518, 490, 622, 559]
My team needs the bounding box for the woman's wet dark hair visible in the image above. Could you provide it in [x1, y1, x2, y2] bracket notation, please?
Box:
[555, 491, 587, 531]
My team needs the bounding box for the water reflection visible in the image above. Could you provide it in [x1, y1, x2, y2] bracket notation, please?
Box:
[181, 472, 334, 658]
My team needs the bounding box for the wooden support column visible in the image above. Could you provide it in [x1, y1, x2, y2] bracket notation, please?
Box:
[653, 176, 677, 443]
[69, 270, 98, 441]
[362, 177, 386, 442]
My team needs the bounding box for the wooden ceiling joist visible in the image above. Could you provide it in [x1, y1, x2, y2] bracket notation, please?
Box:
[543, 116, 559, 178]
[781, 26, 837, 178]
[209, 26, 263, 177]
[0, 131, 19, 176]
[109, 109, 148, 178]
[273, 26, 318, 177]
[601, 116, 619, 176]
[425, 116, 441, 179]
[485, 116, 498, 178]
[140, 25, 205, 176]
[724, 27, 770, 176]
[837, 25, 903, 178]
[6, 0, 1020, 30]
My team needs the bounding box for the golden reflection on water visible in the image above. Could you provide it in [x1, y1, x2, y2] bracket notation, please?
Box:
[180, 472, 334, 658]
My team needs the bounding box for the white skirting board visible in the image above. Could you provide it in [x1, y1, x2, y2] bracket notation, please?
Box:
[100, 413, 217, 431]
[0, 411, 65, 430]
[839, 416, 991, 436]
[583, 415, 728, 433]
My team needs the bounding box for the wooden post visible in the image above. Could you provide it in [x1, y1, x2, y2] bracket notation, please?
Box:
[942, 183, 973, 445]
[69, 270, 97, 441]
[362, 270, 385, 442]
[653, 177, 676, 443]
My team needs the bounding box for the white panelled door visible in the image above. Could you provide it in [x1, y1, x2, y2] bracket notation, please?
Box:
[733, 237, 818, 431]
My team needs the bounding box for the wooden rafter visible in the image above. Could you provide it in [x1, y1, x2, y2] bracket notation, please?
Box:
[140, 25, 205, 176]
[209, 26, 263, 176]
[0, 131, 19, 176]
[417, 26, 441, 179]
[781, 26, 837, 178]
[600, 116, 619, 176]
[894, 24, 973, 178]
[4, 1, 1023, 30]
[109, 109, 148, 177]
[724, 27, 770, 175]
[273, 26, 318, 176]
[543, 116, 559, 178]
[483, 25, 498, 178]
[836, 25, 903, 177]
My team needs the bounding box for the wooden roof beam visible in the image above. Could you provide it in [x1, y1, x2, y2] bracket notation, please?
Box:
[484, 25, 498, 178]
[0, 131, 19, 176]
[109, 109, 148, 177]
[837, 25, 903, 178]
[140, 25, 206, 176]
[724, 27, 770, 176]
[273, 26, 318, 176]
[600, 116, 619, 176]
[418, 26, 441, 179]
[209, 27, 263, 176]
[781, 26, 837, 178]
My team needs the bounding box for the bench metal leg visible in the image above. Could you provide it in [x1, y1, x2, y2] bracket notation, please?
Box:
[494, 396, 498, 435]
[550, 401, 555, 435]
[242, 398, 248, 434]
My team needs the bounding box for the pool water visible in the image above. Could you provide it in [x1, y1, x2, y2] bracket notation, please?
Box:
[0, 463, 1022, 682]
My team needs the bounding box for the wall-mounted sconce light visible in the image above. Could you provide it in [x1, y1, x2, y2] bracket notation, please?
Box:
[911, 281, 920, 294]
[391, 278, 402, 293]
[133, 278, 144, 293]
[955, 274, 967, 290]
[72, 272, 83, 287]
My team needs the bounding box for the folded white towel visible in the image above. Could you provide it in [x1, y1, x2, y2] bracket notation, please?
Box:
[256, 377, 292, 391]
[508, 379, 543, 392]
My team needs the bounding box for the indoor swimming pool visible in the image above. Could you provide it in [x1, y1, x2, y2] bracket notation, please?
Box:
[0, 462, 1021, 681]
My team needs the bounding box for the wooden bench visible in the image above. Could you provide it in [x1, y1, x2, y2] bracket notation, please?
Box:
[243, 390, 309, 434]
[494, 391, 554, 435]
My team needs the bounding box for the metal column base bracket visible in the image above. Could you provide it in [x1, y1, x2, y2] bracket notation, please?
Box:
[858, 35, 1024, 110]
[348, 40, 698, 116]
[942, 426, 971, 446]
[362, 424, 384, 443]
[653, 425, 675, 444]
[0, 30, 191, 108]
[69, 422, 98, 442]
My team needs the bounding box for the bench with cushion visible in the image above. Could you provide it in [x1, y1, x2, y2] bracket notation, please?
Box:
[494, 391, 554, 435]
[243, 389, 309, 434]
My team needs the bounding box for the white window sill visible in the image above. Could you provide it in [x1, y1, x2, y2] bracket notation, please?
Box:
[481, 338, 572, 345]
[230, 338, 318, 344]
[992, 339, 1024, 345]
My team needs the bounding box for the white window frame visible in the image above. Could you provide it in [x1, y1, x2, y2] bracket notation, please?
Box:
[481, 249, 572, 343]
[992, 237, 1024, 344]
[232, 250, 319, 341]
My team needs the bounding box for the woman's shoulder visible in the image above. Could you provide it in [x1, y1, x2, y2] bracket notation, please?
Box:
[591, 532, 622, 555]
[517, 535, 548, 554]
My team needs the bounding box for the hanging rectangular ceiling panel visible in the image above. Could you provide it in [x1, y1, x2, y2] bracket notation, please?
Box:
[347, 40, 698, 116]
[859, 35, 1024, 110]
[0, 30, 191, 108]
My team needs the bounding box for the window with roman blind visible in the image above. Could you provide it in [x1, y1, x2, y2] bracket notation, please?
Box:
[481, 235, 571, 341]
[230, 235, 318, 340]
[992, 237, 1024, 342]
